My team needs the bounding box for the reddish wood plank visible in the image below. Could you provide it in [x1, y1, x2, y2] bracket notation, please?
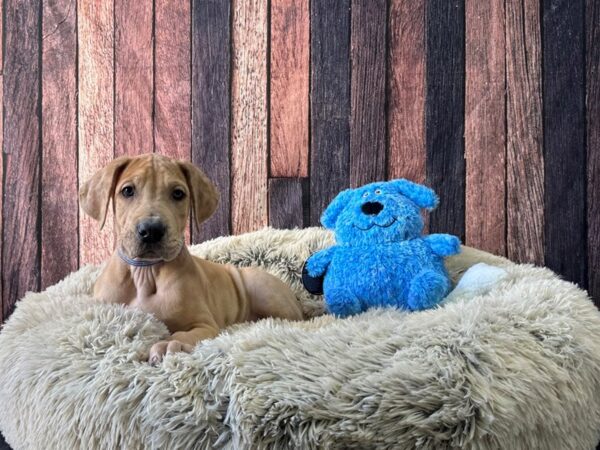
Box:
[191, 0, 231, 242]
[387, 0, 426, 183]
[268, 178, 304, 229]
[465, 0, 506, 256]
[154, 0, 191, 161]
[115, 0, 153, 157]
[269, 0, 309, 177]
[231, 0, 268, 234]
[3, 0, 41, 318]
[506, 0, 544, 265]
[78, 0, 115, 265]
[587, 0, 600, 303]
[42, 0, 78, 288]
[350, 0, 386, 186]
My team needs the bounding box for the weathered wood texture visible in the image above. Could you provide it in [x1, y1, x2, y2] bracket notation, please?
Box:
[465, 0, 506, 256]
[542, 0, 587, 288]
[192, 0, 231, 242]
[0, 0, 4, 323]
[231, 0, 268, 234]
[270, 0, 309, 178]
[42, 0, 79, 287]
[268, 178, 305, 229]
[78, 0, 115, 266]
[506, 0, 544, 265]
[350, 0, 387, 187]
[115, 0, 153, 156]
[587, 0, 600, 305]
[310, 0, 351, 226]
[3, 0, 41, 320]
[425, 0, 466, 240]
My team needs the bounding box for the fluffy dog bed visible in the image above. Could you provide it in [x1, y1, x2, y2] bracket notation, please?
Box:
[1, 228, 599, 450]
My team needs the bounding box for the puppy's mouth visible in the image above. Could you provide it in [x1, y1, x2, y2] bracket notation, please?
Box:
[352, 217, 397, 231]
[119, 237, 184, 262]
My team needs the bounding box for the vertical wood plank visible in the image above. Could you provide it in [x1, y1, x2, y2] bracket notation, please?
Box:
[425, 0, 466, 239]
[506, 0, 544, 265]
[587, 0, 600, 304]
[191, 0, 231, 242]
[231, 0, 268, 234]
[78, 0, 115, 265]
[114, 0, 153, 156]
[154, 0, 191, 161]
[350, 0, 387, 187]
[270, 0, 309, 178]
[542, 0, 587, 287]
[387, 0, 426, 183]
[465, 0, 506, 256]
[42, 0, 78, 288]
[268, 178, 304, 229]
[0, 0, 3, 322]
[3, 0, 41, 317]
[310, 0, 351, 225]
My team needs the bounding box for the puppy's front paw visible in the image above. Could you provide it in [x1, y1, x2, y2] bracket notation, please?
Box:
[148, 339, 194, 365]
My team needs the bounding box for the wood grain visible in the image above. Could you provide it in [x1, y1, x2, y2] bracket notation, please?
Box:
[154, 0, 191, 161]
[191, 0, 231, 242]
[350, 0, 387, 187]
[268, 178, 304, 229]
[310, 0, 351, 226]
[387, 0, 426, 183]
[78, 0, 115, 265]
[115, 0, 153, 156]
[0, 0, 3, 322]
[425, 0, 465, 239]
[231, 0, 268, 234]
[42, 0, 79, 288]
[3, 0, 41, 317]
[542, 0, 587, 287]
[465, 0, 506, 256]
[587, 0, 600, 304]
[270, 0, 309, 178]
[506, 0, 544, 265]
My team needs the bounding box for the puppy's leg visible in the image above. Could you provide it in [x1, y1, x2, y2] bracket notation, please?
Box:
[149, 325, 219, 365]
[240, 268, 304, 321]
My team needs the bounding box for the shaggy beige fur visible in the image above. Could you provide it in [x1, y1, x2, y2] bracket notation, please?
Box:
[0, 227, 599, 449]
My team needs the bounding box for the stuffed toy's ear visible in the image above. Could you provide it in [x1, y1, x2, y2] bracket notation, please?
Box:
[389, 179, 439, 210]
[320, 189, 354, 229]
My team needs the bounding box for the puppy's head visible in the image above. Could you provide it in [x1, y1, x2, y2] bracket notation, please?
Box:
[79, 154, 218, 260]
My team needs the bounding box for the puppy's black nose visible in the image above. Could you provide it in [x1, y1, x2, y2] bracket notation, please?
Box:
[136, 219, 166, 244]
[361, 201, 384, 216]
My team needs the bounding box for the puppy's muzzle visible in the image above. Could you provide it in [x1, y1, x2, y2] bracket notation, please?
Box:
[136, 218, 166, 244]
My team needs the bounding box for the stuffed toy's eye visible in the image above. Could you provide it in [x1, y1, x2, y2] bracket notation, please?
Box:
[172, 188, 186, 201]
[375, 189, 382, 195]
[363, 192, 369, 198]
[121, 186, 135, 198]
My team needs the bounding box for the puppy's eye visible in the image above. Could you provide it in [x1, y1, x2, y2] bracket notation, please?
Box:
[363, 192, 369, 198]
[375, 189, 382, 195]
[172, 188, 186, 201]
[121, 186, 135, 198]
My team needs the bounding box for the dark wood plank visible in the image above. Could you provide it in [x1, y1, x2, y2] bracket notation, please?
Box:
[425, 0, 466, 239]
[310, 0, 350, 226]
[465, 0, 506, 256]
[270, 0, 309, 178]
[268, 178, 304, 229]
[506, 0, 544, 265]
[587, 0, 600, 304]
[542, 0, 587, 287]
[231, 0, 268, 234]
[350, 0, 387, 187]
[0, 0, 3, 322]
[41, 0, 78, 288]
[3, 0, 41, 318]
[78, 0, 115, 265]
[387, 0, 426, 183]
[114, 0, 153, 156]
[191, 0, 231, 242]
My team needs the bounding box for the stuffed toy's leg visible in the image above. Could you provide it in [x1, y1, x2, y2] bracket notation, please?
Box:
[407, 270, 451, 311]
[443, 263, 508, 304]
[325, 288, 363, 318]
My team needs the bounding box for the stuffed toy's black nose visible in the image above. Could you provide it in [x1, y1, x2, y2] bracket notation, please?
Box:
[361, 201, 384, 216]
[137, 219, 166, 243]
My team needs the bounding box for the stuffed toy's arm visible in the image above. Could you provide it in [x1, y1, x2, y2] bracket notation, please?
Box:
[305, 247, 337, 277]
[424, 234, 461, 257]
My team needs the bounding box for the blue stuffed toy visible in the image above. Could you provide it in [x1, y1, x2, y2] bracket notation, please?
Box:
[303, 179, 461, 317]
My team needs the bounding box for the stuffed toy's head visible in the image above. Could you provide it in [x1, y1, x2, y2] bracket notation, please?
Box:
[321, 179, 438, 245]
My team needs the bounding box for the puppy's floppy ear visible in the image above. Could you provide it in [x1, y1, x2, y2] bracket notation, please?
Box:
[389, 179, 439, 210]
[178, 161, 219, 230]
[79, 156, 131, 229]
[321, 189, 354, 229]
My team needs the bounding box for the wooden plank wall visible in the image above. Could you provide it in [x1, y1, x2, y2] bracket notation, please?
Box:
[1, 0, 599, 321]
